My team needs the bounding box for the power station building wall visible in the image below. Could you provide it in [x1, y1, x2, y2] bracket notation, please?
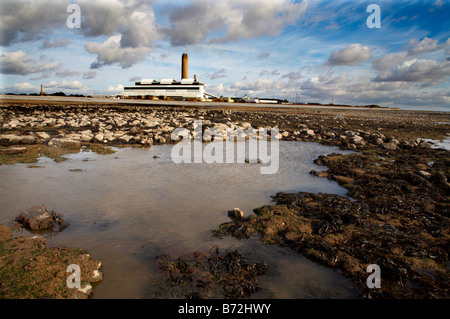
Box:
[123, 81, 205, 99]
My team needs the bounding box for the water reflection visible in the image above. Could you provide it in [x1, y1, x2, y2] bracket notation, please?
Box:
[0, 141, 358, 298]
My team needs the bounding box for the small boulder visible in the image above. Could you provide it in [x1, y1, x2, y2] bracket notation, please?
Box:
[0, 224, 12, 241]
[15, 206, 68, 231]
[48, 138, 81, 148]
[228, 208, 244, 221]
[35, 132, 51, 140]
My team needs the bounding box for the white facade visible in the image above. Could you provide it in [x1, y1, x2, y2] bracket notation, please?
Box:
[123, 79, 205, 99]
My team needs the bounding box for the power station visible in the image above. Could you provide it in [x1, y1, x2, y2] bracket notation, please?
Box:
[122, 53, 214, 101]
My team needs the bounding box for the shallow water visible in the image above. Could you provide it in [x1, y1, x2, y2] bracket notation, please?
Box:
[0, 141, 359, 298]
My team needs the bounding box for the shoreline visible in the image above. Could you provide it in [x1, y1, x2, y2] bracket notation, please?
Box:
[0, 98, 449, 299]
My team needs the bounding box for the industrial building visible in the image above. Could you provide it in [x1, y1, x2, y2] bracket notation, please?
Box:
[121, 53, 215, 101]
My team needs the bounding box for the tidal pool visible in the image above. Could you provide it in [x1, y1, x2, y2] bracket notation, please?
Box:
[0, 141, 359, 298]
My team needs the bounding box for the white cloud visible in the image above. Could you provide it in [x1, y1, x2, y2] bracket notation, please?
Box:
[55, 68, 80, 78]
[327, 43, 371, 66]
[59, 80, 83, 90]
[163, 0, 308, 46]
[3, 82, 38, 93]
[0, 0, 69, 46]
[406, 37, 441, 55]
[281, 71, 301, 80]
[82, 71, 97, 80]
[106, 84, 124, 94]
[373, 58, 450, 84]
[206, 68, 227, 80]
[0, 51, 60, 75]
[44, 80, 58, 87]
[42, 38, 72, 49]
[373, 52, 410, 71]
[85, 35, 151, 69]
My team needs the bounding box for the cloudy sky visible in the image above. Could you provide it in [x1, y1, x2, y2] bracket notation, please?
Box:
[0, 0, 449, 110]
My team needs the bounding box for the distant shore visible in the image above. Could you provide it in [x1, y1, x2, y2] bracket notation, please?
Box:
[0, 94, 404, 111]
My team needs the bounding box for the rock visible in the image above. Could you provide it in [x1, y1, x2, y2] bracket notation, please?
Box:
[302, 129, 315, 136]
[345, 130, 356, 137]
[90, 270, 103, 283]
[228, 208, 244, 221]
[154, 135, 166, 144]
[93, 133, 104, 143]
[417, 170, 431, 178]
[374, 137, 384, 145]
[0, 134, 21, 145]
[15, 206, 68, 231]
[48, 138, 81, 148]
[77, 283, 93, 296]
[129, 126, 140, 135]
[19, 135, 36, 144]
[80, 135, 92, 142]
[350, 135, 364, 145]
[0, 224, 12, 241]
[0, 147, 27, 155]
[117, 135, 133, 144]
[430, 172, 447, 185]
[35, 132, 50, 140]
[382, 142, 397, 150]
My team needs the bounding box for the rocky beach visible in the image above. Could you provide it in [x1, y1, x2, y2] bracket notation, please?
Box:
[0, 97, 449, 299]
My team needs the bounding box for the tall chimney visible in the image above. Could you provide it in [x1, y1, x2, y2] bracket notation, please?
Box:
[182, 53, 188, 80]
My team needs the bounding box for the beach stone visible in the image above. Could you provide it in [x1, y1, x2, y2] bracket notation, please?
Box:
[19, 135, 36, 144]
[80, 135, 92, 142]
[417, 170, 431, 178]
[48, 138, 81, 148]
[15, 206, 54, 231]
[228, 208, 244, 221]
[90, 270, 103, 283]
[0, 134, 21, 145]
[374, 137, 384, 145]
[0, 224, 12, 241]
[383, 142, 398, 150]
[117, 135, 133, 143]
[350, 135, 364, 145]
[94, 133, 104, 143]
[35, 132, 50, 140]
[77, 283, 93, 296]
[129, 126, 140, 135]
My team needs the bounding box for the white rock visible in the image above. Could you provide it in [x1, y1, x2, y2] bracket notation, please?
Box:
[94, 133, 104, 143]
[77, 283, 92, 296]
[351, 135, 364, 144]
[91, 270, 103, 282]
[48, 138, 81, 148]
[35, 132, 50, 140]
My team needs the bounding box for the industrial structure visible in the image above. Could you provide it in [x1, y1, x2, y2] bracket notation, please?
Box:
[121, 53, 217, 101]
[119, 53, 286, 104]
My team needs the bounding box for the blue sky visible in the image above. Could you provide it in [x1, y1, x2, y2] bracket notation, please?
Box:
[0, 0, 449, 110]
